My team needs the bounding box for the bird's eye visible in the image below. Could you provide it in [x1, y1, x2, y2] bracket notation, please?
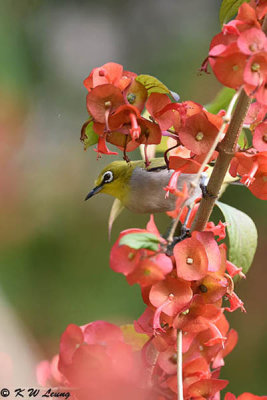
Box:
[103, 171, 113, 183]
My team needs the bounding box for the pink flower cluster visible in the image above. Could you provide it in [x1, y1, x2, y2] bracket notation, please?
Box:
[207, 2, 267, 105]
[37, 214, 265, 399]
[110, 216, 244, 399]
[81, 62, 161, 159]
[37, 321, 153, 400]
[81, 61, 225, 166]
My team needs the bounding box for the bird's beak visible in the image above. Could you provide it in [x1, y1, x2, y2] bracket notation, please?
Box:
[84, 184, 103, 201]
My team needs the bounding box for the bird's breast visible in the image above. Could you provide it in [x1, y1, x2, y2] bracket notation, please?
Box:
[126, 168, 201, 214]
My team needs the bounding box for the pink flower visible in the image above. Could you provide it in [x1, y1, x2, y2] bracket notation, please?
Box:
[86, 84, 125, 124]
[56, 321, 151, 400]
[237, 28, 267, 55]
[253, 122, 267, 152]
[174, 235, 209, 281]
[178, 112, 222, 155]
[149, 277, 193, 327]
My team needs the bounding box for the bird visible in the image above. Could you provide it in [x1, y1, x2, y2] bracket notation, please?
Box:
[85, 158, 204, 214]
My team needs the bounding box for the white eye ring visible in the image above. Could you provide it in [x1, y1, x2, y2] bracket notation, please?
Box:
[103, 171, 113, 183]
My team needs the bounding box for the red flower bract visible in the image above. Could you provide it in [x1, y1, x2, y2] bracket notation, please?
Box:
[255, 80, 267, 105]
[244, 101, 267, 125]
[146, 92, 179, 131]
[149, 277, 193, 317]
[193, 231, 221, 272]
[230, 151, 267, 199]
[187, 378, 229, 399]
[83, 320, 124, 344]
[237, 27, 267, 55]
[126, 253, 173, 287]
[174, 236, 209, 281]
[236, 3, 261, 32]
[168, 155, 202, 174]
[95, 135, 118, 156]
[59, 324, 84, 365]
[253, 122, 267, 152]
[244, 52, 267, 87]
[179, 112, 221, 155]
[84, 62, 134, 92]
[84, 62, 124, 90]
[86, 84, 125, 124]
[209, 32, 237, 58]
[212, 52, 247, 89]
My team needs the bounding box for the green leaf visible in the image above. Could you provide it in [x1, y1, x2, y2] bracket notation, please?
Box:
[219, 0, 250, 26]
[238, 129, 248, 149]
[81, 120, 98, 150]
[136, 74, 170, 95]
[216, 201, 257, 275]
[119, 232, 160, 251]
[205, 87, 235, 114]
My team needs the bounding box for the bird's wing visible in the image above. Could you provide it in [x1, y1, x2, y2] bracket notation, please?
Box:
[131, 157, 167, 172]
[147, 157, 167, 170]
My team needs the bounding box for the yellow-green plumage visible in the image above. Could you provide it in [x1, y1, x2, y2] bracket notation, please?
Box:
[93, 160, 139, 204]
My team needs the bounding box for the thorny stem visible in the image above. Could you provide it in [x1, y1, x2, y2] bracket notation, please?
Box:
[177, 330, 183, 400]
[191, 14, 267, 232]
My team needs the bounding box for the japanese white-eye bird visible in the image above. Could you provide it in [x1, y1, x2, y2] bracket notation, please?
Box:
[85, 158, 238, 236]
[85, 158, 204, 214]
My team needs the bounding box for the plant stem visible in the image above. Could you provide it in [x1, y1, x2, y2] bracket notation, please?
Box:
[167, 202, 187, 243]
[262, 14, 267, 33]
[191, 89, 251, 231]
[177, 329, 183, 400]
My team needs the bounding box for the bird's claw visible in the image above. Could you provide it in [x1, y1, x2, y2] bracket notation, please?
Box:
[199, 173, 217, 199]
[123, 153, 131, 163]
[200, 183, 218, 199]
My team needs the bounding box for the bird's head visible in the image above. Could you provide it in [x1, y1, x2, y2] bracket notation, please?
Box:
[85, 160, 135, 203]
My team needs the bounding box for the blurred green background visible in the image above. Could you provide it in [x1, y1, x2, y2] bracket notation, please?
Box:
[0, 0, 266, 395]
